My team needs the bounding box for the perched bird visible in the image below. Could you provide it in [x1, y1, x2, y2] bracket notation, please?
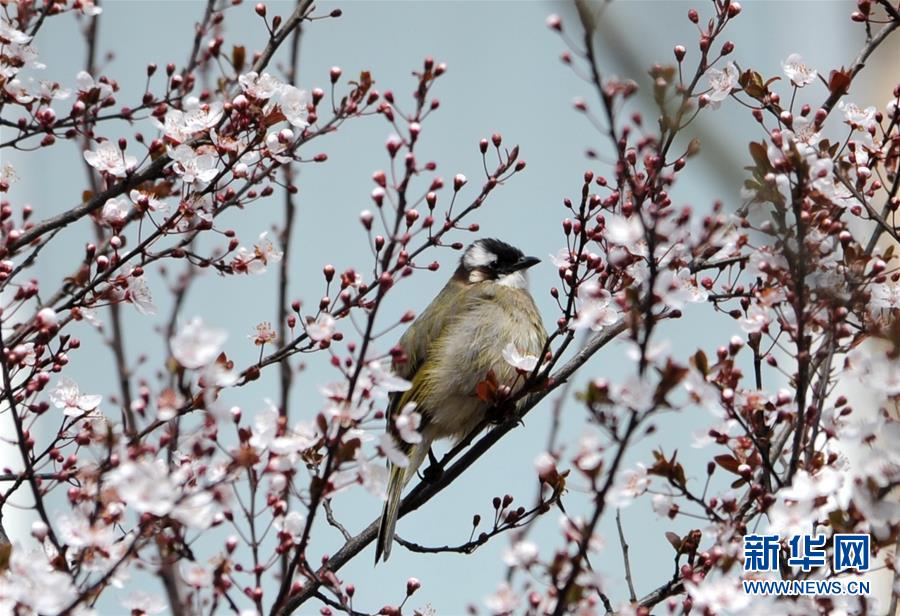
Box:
[375, 238, 547, 563]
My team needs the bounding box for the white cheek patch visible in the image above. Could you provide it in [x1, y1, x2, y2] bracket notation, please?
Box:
[497, 271, 528, 289]
[464, 243, 496, 269]
[468, 269, 488, 283]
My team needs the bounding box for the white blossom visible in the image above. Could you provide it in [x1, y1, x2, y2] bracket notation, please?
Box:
[232, 231, 283, 275]
[605, 463, 650, 507]
[169, 144, 218, 184]
[706, 62, 738, 103]
[277, 85, 311, 128]
[101, 196, 129, 226]
[367, 360, 412, 399]
[75, 70, 113, 99]
[0, 19, 33, 45]
[395, 402, 423, 444]
[685, 577, 751, 614]
[121, 591, 167, 615]
[484, 583, 519, 615]
[170, 317, 228, 369]
[870, 280, 900, 310]
[83, 141, 136, 177]
[180, 562, 212, 588]
[129, 189, 168, 214]
[740, 303, 772, 334]
[781, 53, 817, 87]
[125, 275, 155, 315]
[378, 433, 409, 468]
[275, 511, 306, 544]
[356, 451, 388, 497]
[49, 376, 102, 416]
[604, 213, 643, 245]
[0, 547, 77, 614]
[307, 313, 336, 341]
[501, 343, 540, 372]
[502, 541, 539, 568]
[238, 71, 282, 99]
[571, 282, 621, 331]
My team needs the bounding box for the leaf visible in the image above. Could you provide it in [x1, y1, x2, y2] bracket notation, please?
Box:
[828, 68, 852, 96]
[749, 141, 769, 171]
[715, 454, 741, 474]
[665, 531, 683, 552]
[232, 46, 246, 73]
[692, 349, 709, 375]
[475, 370, 499, 402]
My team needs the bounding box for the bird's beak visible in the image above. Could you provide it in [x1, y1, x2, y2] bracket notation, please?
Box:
[512, 256, 541, 272]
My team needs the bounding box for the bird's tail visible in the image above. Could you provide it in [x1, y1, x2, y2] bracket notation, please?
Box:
[375, 440, 429, 563]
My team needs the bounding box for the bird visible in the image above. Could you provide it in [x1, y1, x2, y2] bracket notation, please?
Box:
[374, 238, 547, 563]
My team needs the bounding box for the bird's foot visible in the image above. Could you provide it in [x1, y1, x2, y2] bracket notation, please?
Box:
[422, 448, 444, 483]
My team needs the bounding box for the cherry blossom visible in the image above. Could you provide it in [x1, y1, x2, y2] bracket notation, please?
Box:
[249, 321, 277, 345]
[83, 141, 137, 177]
[871, 280, 900, 309]
[502, 541, 539, 568]
[35, 306, 57, 327]
[170, 317, 228, 369]
[306, 313, 336, 341]
[121, 591, 167, 615]
[275, 511, 306, 544]
[101, 196, 129, 226]
[740, 303, 772, 333]
[367, 359, 412, 398]
[249, 402, 279, 451]
[0, 19, 32, 45]
[169, 144, 219, 184]
[501, 342, 540, 372]
[232, 231, 283, 274]
[356, 451, 389, 497]
[238, 71, 282, 99]
[484, 583, 519, 615]
[180, 562, 212, 588]
[705, 61, 738, 103]
[685, 577, 751, 614]
[656, 267, 708, 309]
[605, 463, 650, 507]
[277, 84, 311, 128]
[125, 274, 156, 315]
[571, 282, 622, 331]
[604, 213, 643, 245]
[781, 53, 817, 87]
[75, 70, 113, 99]
[395, 402, 423, 444]
[129, 188, 168, 214]
[49, 376, 102, 416]
[4, 77, 35, 103]
[0, 548, 77, 614]
[378, 433, 410, 467]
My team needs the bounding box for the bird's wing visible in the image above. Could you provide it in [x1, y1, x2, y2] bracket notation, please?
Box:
[392, 278, 466, 379]
[385, 278, 467, 423]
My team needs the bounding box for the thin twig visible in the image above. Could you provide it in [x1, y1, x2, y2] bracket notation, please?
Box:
[616, 508, 638, 603]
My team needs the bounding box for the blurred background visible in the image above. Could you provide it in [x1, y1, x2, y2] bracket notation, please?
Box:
[2, 0, 897, 613]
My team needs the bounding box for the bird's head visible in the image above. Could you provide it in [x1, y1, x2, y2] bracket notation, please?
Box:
[456, 238, 540, 288]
